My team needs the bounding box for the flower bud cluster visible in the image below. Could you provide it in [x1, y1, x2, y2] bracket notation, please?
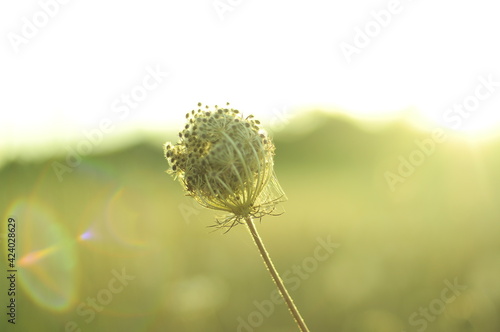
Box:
[164, 103, 285, 227]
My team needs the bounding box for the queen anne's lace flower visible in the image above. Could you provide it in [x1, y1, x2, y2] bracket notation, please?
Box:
[164, 102, 286, 229]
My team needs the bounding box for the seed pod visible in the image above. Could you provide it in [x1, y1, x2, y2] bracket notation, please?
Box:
[163, 103, 286, 230]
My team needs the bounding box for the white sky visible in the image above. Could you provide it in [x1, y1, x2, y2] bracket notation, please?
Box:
[1, 0, 500, 163]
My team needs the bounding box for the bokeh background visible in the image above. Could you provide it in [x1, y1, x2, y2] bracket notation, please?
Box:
[1, 1, 500, 332]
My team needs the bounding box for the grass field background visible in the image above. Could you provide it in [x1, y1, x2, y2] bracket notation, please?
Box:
[1, 111, 499, 331]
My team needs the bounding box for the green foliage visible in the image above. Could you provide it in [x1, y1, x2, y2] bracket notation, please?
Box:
[1, 112, 499, 331]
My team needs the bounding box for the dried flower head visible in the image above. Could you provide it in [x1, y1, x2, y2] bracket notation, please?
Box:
[164, 102, 286, 230]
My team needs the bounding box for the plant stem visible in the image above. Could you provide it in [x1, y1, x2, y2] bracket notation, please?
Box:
[245, 217, 310, 332]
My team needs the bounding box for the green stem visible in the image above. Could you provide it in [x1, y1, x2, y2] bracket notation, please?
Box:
[245, 217, 310, 332]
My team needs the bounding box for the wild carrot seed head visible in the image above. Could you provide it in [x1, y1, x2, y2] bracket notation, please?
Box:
[164, 103, 286, 229]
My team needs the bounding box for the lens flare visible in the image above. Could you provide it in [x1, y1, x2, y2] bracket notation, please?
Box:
[77, 230, 94, 241]
[105, 187, 150, 248]
[18, 245, 57, 267]
[7, 200, 78, 311]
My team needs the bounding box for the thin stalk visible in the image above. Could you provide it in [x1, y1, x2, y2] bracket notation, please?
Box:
[245, 217, 310, 332]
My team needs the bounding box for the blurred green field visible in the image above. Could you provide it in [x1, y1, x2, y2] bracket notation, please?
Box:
[1, 112, 500, 332]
